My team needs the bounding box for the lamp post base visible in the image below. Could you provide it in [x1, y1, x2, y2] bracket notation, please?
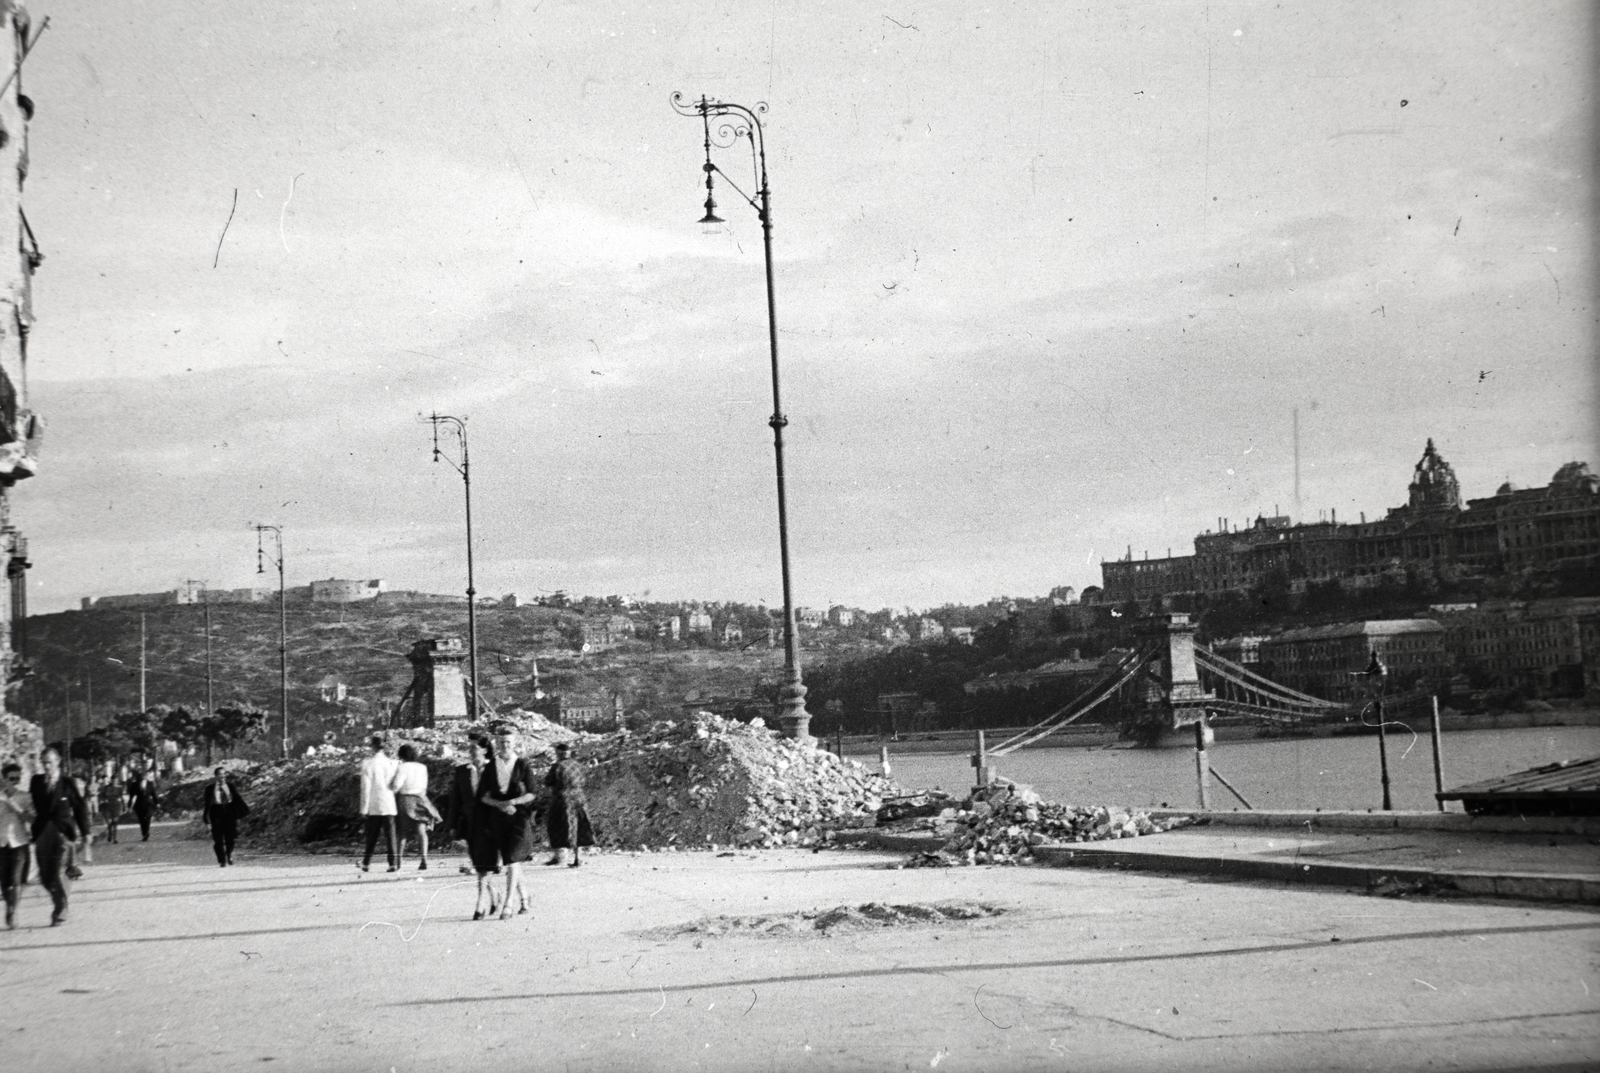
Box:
[777, 680, 811, 742]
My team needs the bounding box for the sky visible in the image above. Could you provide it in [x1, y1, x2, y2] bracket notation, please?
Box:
[13, 0, 1596, 615]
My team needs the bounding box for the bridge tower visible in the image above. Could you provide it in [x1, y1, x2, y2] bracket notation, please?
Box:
[1135, 613, 1216, 807]
[402, 637, 472, 727]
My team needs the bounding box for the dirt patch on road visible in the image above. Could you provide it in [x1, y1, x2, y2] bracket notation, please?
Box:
[642, 901, 1004, 940]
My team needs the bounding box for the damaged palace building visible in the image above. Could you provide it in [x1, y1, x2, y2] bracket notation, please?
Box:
[1101, 441, 1600, 606]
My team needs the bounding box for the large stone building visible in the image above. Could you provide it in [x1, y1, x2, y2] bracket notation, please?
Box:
[0, 4, 41, 756]
[1257, 619, 1449, 701]
[1103, 442, 1600, 605]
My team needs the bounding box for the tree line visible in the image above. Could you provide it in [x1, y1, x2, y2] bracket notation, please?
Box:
[64, 703, 271, 770]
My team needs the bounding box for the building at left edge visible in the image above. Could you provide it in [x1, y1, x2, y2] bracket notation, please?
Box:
[0, 3, 43, 766]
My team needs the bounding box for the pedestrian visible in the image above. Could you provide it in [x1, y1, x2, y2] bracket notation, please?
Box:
[476, 723, 537, 920]
[80, 773, 100, 865]
[126, 769, 157, 842]
[100, 776, 126, 845]
[543, 741, 595, 868]
[1, 761, 33, 929]
[358, 736, 399, 873]
[449, 734, 503, 917]
[388, 744, 440, 871]
[29, 746, 89, 926]
[202, 767, 250, 867]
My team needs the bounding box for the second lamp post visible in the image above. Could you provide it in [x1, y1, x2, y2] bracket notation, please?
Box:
[671, 92, 811, 741]
[428, 413, 481, 721]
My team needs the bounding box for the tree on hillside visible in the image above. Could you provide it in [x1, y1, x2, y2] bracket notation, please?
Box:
[157, 705, 204, 757]
[201, 704, 271, 761]
[108, 709, 162, 763]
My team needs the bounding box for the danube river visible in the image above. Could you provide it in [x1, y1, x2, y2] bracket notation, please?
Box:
[854, 724, 1600, 812]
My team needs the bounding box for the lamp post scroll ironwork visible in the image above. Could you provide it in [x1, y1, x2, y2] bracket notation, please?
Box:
[671, 92, 811, 741]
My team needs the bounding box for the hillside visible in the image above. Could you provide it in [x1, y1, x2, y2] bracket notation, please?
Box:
[18, 599, 806, 755]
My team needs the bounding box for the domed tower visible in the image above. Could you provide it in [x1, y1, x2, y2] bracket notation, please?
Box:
[1408, 439, 1461, 511]
[1548, 461, 1600, 496]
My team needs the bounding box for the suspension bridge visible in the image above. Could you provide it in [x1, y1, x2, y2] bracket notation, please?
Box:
[977, 613, 1372, 808]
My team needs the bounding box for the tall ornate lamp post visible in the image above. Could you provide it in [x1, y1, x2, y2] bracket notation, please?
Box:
[253, 524, 289, 759]
[427, 413, 481, 721]
[671, 93, 811, 741]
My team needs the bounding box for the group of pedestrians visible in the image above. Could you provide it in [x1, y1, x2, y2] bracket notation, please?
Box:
[0, 749, 175, 929]
[0, 747, 89, 928]
[358, 738, 442, 872]
[358, 725, 594, 921]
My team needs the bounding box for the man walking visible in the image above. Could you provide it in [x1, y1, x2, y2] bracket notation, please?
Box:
[126, 769, 157, 842]
[358, 736, 398, 873]
[203, 767, 250, 867]
[30, 747, 89, 926]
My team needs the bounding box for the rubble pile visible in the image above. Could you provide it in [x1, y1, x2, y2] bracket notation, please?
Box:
[648, 901, 1004, 939]
[908, 782, 1191, 867]
[578, 713, 898, 849]
[195, 710, 582, 848]
[193, 710, 895, 852]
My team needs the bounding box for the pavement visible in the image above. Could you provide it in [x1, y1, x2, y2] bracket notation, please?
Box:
[849, 810, 1600, 905]
[0, 821, 1597, 1072]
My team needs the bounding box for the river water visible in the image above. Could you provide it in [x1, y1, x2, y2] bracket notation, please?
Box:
[850, 725, 1600, 812]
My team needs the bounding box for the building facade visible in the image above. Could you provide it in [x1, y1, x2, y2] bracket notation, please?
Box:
[1257, 619, 1449, 701]
[309, 578, 385, 603]
[0, 5, 37, 737]
[1103, 442, 1600, 605]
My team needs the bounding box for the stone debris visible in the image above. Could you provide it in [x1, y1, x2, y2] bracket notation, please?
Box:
[645, 901, 1004, 939]
[579, 713, 898, 849]
[202, 711, 896, 851]
[906, 781, 1192, 867]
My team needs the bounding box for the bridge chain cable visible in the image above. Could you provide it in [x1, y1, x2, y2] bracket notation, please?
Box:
[989, 646, 1156, 757]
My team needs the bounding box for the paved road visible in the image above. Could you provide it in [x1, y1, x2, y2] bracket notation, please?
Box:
[2, 822, 1596, 1072]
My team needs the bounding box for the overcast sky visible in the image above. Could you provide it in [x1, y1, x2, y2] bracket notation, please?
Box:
[15, 1, 1595, 615]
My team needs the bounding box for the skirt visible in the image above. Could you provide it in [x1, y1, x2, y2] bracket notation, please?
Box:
[471, 806, 533, 870]
[396, 794, 440, 830]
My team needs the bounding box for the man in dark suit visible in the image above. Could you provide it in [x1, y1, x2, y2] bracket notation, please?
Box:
[126, 770, 158, 841]
[29, 746, 89, 926]
[202, 767, 250, 867]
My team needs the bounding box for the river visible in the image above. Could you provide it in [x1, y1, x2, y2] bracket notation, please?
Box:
[848, 725, 1600, 812]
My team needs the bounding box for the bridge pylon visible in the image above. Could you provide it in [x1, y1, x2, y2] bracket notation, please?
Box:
[1135, 613, 1216, 808]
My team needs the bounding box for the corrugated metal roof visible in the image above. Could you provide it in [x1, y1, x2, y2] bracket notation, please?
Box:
[1441, 756, 1600, 798]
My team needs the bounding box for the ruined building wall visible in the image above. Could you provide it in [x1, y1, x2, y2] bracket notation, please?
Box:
[0, 3, 40, 735]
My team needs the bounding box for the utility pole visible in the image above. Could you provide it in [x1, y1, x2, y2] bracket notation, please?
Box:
[254, 525, 289, 759]
[188, 579, 213, 715]
[139, 612, 147, 713]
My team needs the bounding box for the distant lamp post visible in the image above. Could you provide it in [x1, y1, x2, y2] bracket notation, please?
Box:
[426, 413, 481, 721]
[254, 524, 289, 759]
[1364, 649, 1392, 811]
[671, 92, 811, 741]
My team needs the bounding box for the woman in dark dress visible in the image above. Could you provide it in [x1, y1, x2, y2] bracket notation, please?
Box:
[543, 741, 595, 868]
[475, 724, 537, 921]
[450, 735, 501, 917]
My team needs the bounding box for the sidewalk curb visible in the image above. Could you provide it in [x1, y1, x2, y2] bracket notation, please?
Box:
[833, 829, 1600, 905]
[1031, 844, 1600, 905]
[1146, 809, 1600, 836]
